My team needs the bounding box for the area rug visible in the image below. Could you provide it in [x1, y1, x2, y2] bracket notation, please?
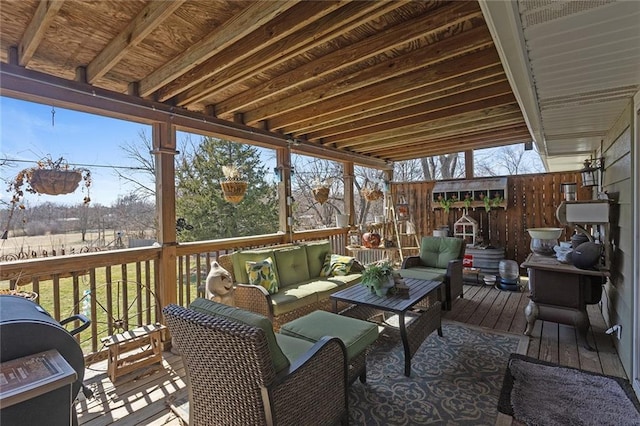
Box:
[348, 320, 529, 425]
[498, 353, 640, 426]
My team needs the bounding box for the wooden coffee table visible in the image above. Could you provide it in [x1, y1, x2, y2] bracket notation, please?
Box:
[330, 277, 442, 377]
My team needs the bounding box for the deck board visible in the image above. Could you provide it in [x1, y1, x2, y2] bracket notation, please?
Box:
[77, 284, 627, 425]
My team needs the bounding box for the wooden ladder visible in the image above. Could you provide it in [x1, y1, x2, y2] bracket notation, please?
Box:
[386, 191, 421, 264]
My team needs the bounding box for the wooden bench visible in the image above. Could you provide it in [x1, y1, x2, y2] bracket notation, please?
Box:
[101, 323, 166, 383]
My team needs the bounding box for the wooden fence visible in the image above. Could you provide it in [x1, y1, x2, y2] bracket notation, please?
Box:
[390, 171, 591, 270]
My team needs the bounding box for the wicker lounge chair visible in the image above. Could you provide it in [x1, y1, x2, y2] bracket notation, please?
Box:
[163, 304, 349, 426]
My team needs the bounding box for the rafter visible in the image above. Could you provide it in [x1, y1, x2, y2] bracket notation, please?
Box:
[266, 47, 502, 131]
[243, 24, 493, 125]
[341, 108, 524, 151]
[18, 0, 64, 66]
[305, 80, 513, 141]
[86, 1, 185, 84]
[215, 1, 483, 119]
[138, 1, 299, 97]
[321, 93, 517, 146]
[170, 1, 404, 106]
[283, 69, 507, 136]
[156, 1, 345, 102]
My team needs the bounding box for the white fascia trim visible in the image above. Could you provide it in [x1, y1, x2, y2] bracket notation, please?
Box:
[479, 0, 548, 170]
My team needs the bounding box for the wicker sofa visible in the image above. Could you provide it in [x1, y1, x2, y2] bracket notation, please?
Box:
[218, 241, 362, 330]
[163, 299, 351, 426]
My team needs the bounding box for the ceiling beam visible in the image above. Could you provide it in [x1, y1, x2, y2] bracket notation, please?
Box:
[86, 0, 185, 84]
[322, 93, 517, 145]
[157, 1, 345, 102]
[268, 48, 502, 132]
[243, 23, 494, 125]
[138, 1, 299, 97]
[0, 62, 387, 170]
[374, 125, 531, 159]
[305, 80, 513, 141]
[170, 1, 401, 106]
[215, 1, 483, 118]
[346, 110, 525, 152]
[18, 0, 64, 66]
[284, 68, 507, 136]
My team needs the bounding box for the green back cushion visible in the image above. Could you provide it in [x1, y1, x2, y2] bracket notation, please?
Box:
[420, 237, 463, 269]
[274, 246, 310, 287]
[232, 249, 278, 284]
[304, 241, 332, 277]
[245, 257, 279, 294]
[189, 298, 289, 373]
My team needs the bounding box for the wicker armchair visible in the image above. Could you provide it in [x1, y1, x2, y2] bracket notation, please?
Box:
[401, 236, 465, 310]
[163, 304, 349, 426]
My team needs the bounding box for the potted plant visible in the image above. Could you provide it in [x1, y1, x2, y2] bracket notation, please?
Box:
[312, 179, 330, 204]
[220, 165, 247, 204]
[360, 260, 395, 296]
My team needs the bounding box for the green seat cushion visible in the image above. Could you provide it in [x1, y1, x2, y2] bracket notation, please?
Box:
[274, 246, 310, 287]
[326, 273, 362, 287]
[304, 241, 332, 277]
[279, 310, 378, 361]
[275, 333, 315, 364]
[399, 267, 445, 282]
[419, 237, 463, 269]
[270, 285, 319, 316]
[232, 249, 278, 284]
[189, 298, 289, 373]
[245, 257, 279, 294]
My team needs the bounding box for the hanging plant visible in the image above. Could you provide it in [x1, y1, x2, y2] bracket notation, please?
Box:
[361, 184, 383, 201]
[437, 194, 453, 213]
[220, 165, 247, 204]
[312, 180, 330, 204]
[8, 156, 92, 202]
[3, 156, 92, 239]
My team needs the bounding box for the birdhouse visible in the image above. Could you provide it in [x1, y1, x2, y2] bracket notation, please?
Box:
[454, 213, 479, 246]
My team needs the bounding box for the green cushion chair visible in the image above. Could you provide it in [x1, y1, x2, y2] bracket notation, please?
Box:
[401, 236, 465, 310]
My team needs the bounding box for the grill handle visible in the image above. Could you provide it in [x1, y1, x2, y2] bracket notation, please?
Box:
[60, 314, 91, 336]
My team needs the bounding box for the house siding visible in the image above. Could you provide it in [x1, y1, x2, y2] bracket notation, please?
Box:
[601, 102, 634, 377]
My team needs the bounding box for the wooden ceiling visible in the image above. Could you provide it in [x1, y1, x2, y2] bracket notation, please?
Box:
[0, 0, 531, 164]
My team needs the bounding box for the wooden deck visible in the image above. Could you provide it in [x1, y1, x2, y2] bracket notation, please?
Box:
[76, 284, 627, 425]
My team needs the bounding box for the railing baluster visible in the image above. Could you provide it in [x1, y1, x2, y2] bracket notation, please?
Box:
[89, 269, 98, 353]
[52, 275, 61, 321]
[121, 264, 128, 330]
[145, 260, 151, 324]
[136, 262, 143, 327]
[106, 266, 113, 336]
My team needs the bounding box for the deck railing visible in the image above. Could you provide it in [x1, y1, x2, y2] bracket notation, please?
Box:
[0, 228, 348, 361]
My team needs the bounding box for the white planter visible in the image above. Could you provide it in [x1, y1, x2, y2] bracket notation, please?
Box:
[336, 214, 349, 228]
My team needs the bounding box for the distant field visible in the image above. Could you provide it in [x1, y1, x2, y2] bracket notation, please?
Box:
[0, 230, 121, 258]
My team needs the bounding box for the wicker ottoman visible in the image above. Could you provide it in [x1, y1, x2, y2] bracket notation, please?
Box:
[279, 310, 379, 384]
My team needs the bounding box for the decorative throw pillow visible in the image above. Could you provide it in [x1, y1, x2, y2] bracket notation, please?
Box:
[320, 254, 355, 277]
[245, 257, 279, 294]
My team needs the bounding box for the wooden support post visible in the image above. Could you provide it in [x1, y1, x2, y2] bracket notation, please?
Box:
[465, 150, 474, 179]
[343, 162, 355, 226]
[152, 122, 177, 311]
[276, 147, 293, 241]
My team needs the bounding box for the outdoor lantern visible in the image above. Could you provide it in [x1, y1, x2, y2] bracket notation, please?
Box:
[580, 157, 604, 188]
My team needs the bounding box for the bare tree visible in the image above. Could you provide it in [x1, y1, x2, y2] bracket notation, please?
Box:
[474, 145, 544, 176]
[116, 130, 156, 201]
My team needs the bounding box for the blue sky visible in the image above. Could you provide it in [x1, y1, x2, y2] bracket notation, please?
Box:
[1, 96, 154, 206]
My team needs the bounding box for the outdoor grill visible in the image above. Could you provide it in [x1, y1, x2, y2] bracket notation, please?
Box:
[0, 295, 90, 425]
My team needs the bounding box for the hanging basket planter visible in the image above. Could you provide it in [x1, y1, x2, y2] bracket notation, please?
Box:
[361, 187, 383, 201]
[220, 165, 247, 204]
[313, 186, 330, 204]
[221, 180, 248, 204]
[28, 169, 83, 195]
